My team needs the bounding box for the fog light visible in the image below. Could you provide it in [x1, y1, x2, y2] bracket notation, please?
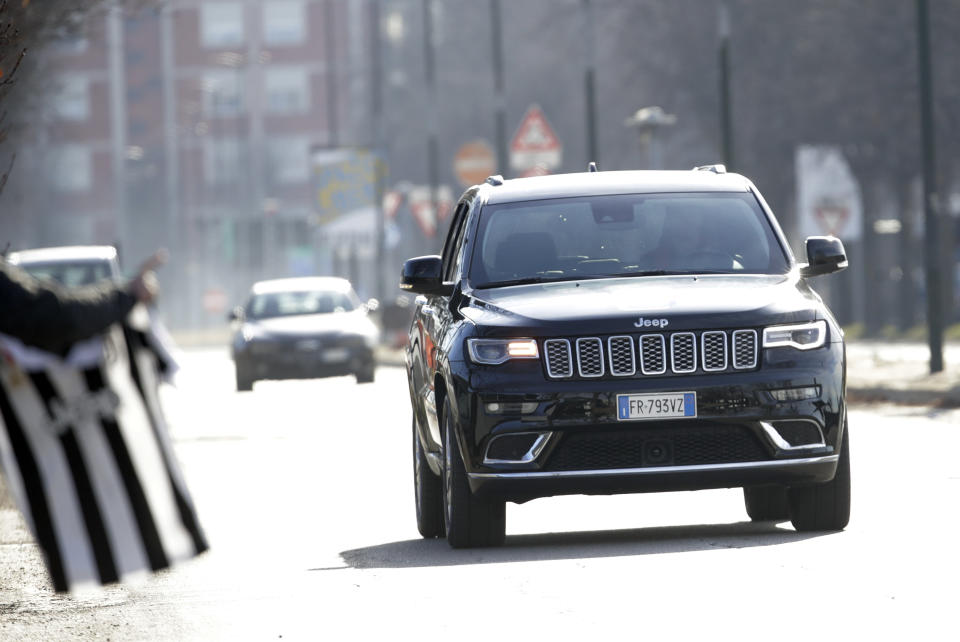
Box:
[485, 401, 539, 414]
[770, 386, 819, 402]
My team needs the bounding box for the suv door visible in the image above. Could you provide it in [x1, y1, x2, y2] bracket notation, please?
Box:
[412, 200, 471, 446]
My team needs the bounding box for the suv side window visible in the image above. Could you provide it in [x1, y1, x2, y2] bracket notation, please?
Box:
[441, 202, 469, 283]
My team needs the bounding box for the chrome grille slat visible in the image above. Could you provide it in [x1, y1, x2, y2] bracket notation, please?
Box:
[576, 337, 604, 377]
[671, 333, 697, 373]
[639, 334, 666, 375]
[607, 336, 636, 376]
[701, 331, 728, 371]
[732, 329, 758, 369]
[544, 339, 573, 378]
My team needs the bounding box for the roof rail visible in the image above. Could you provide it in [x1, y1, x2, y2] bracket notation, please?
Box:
[588, 161, 599, 172]
[485, 175, 504, 186]
[693, 164, 727, 174]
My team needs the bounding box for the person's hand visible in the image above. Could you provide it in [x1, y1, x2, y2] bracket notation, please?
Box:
[127, 249, 168, 305]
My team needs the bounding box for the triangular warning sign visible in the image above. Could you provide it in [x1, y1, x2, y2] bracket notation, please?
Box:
[510, 104, 562, 171]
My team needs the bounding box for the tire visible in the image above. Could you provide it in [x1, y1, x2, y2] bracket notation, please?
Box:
[413, 416, 444, 538]
[743, 485, 789, 522]
[236, 365, 254, 392]
[441, 398, 505, 548]
[789, 424, 851, 532]
[355, 362, 375, 384]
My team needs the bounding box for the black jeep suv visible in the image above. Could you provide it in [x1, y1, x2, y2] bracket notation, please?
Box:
[402, 166, 849, 548]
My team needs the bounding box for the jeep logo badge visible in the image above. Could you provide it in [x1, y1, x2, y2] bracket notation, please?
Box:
[634, 317, 669, 329]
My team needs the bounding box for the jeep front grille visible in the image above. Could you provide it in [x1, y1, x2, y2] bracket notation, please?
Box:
[576, 337, 604, 377]
[732, 330, 758, 369]
[639, 334, 666, 375]
[701, 331, 727, 371]
[543, 329, 759, 379]
[670, 333, 697, 374]
[607, 336, 636, 376]
[544, 339, 573, 378]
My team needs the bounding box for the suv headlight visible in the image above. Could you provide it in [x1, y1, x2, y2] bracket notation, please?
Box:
[467, 338, 539, 365]
[762, 320, 827, 351]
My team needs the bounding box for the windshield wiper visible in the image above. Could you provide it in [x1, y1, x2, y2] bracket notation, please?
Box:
[475, 275, 580, 289]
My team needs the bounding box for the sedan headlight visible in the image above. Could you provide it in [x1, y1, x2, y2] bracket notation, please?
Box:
[241, 324, 263, 342]
[467, 338, 540, 365]
[762, 320, 827, 351]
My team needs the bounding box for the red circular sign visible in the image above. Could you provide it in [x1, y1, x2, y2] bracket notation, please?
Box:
[453, 140, 496, 187]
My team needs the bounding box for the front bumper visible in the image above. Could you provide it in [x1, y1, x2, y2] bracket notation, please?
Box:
[447, 342, 845, 502]
[235, 338, 373, 380]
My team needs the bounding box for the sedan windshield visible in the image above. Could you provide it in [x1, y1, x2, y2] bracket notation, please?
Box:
[19, 260, 115, 286]
[247, 290, 356, 319]
[470, 192, 790, 288]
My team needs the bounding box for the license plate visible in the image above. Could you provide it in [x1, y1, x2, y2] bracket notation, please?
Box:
[321, 348, 350, 363]
[617, 392, 696, 421]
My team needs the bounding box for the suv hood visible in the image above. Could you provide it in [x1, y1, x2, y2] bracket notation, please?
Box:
[462, 274, 821, 334]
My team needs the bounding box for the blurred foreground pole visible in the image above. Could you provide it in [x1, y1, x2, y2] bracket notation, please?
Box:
[108, 5, 127, 250]
[717, 0, 734, 171]
[490, 0, 508, 176]
[582, 0, 598, 166]
[423, 0, 440, 235]
[325, 0, 339, 147]
[916, 0, 943, 373]
[371, 0, 385, 303]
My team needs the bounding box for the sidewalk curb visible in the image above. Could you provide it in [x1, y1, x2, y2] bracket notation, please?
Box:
[847, 385, 960, 408]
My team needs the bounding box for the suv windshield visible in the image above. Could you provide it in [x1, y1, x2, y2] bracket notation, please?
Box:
[470, 192, 790, 287]
[247, 290, 356, 319]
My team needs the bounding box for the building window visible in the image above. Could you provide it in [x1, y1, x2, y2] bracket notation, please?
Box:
[204, 138, 243, 184]
[265, 67, 309, 114]
[48, 145, 92, 192]
[202, 71, 244, 116]
[53, 76, 90, 121]
[264, 1, 306, 46]
[267, 137, 309, 184]
[200, 3, 245, 49]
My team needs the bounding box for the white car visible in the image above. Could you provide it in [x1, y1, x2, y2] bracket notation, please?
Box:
[7, 245, 122, 286]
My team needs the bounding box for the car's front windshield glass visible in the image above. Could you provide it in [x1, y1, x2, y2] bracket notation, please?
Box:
[19, 261, 114, 286]
[247, 290, 355, 319]
[469, 192, 790, 287]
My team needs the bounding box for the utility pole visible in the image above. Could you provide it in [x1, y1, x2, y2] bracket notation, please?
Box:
[423, 0, 440, 237]
[107, 5, 127, 255]
[717, 0, 734, 171]
[325, 0, 339, 147]
[583, 0, 598, 166]
[370, 0, 385, 303]
[916, 0, 943, 373]
[490, 0, 508, 176]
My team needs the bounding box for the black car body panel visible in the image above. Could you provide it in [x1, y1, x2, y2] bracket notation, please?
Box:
[403, 169, 849, 540]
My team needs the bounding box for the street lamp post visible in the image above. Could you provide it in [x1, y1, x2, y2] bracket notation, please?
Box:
[625, 106, 677, 169]
[718, 0, 734, 171]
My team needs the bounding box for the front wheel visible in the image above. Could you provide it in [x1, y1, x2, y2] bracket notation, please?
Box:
[413, 416, 444, 538]
[743, 485, 789, 522]
[235, 365, 254, 392]
[789, 424, 851, 532]
[441, 398, 505, 548]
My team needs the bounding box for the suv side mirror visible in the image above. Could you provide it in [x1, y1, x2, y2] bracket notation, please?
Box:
[400, 255, 453, 296]
[800, 236, 848, 277]
[228, 306, 244, 322]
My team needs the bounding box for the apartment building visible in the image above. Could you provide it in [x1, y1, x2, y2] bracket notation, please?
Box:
[8, 1, 362, 329]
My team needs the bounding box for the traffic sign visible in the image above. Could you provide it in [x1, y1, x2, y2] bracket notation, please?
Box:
[453, 140, 496, 187]
[510, 104, 562, 172]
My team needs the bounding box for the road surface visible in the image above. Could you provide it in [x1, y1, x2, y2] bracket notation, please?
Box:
[1, 348, 958, 640]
